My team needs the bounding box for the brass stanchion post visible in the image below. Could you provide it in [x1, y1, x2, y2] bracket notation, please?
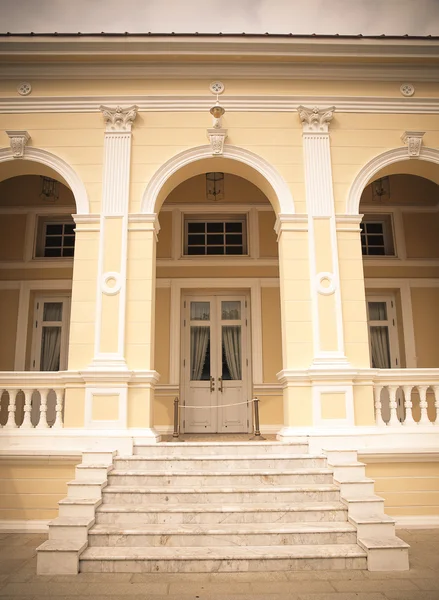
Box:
[250, 397, 266, 440]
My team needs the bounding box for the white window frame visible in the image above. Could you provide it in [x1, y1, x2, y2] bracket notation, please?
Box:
[30, 295, 71, 371]
[34, 215, 75, 259]
[183, 214, 248, 258]
[361, 214, 396, 258]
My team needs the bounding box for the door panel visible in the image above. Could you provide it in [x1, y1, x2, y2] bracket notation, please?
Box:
[183, 294, 250, 433]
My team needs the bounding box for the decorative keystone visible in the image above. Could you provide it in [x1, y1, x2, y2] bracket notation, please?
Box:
[207, 128, 228, 155]
[100, 105, 138, 132]
[401, 131, 425, 157]
[6, 130, 30, 158]
[298, 106, 335, 133]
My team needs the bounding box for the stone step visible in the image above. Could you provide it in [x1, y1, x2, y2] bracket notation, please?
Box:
[134, 441, 309, 457]
[114, 455, 326, 471]
[102, 484, 340, 504]
[358, 537, 410, 571]
[58, 498, 102, 519]
[348, 514, 396, 538]
[107, 469, 334, 487]
[95, 501, 348, 525]
[88, 522, 358, 547]
[79, 544, 367, 573]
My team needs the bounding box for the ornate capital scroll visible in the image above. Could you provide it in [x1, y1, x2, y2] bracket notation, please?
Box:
[401, 130, 425, 157]
[6, 130, 30, 158]
[100, 105, 138, 132]
[298, 106, 335, 133]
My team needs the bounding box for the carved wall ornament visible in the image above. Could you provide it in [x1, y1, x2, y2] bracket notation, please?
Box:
[298, 105, 335, 133]
[5, 130, 30, 158]
[17, 82, 32, 96]
[401, 131, 425, 157]
[400, 83, 415, 97]
[100, 105, 138, 132]
[315, 272, 336, 296]
[209, 81, 225, 95]
[101, 271, 122, 295]
[207, 128, 228, 155]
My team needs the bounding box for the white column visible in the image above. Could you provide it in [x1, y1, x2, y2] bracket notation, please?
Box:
[298, 106, 348, 368]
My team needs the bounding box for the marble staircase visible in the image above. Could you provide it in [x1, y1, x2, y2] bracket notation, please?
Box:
[37, 440, 410, 574]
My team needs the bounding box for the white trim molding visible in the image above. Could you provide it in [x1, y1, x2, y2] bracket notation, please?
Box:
[141, 144, 295, 215]
[347, 146, 439, 215]
[0, 146, 90, 214]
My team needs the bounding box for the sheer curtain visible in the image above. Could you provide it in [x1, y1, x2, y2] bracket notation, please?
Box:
[41, 327, 61, 371]
[369, 302, 391, 369]
[190, 327, 210, 380]
[223, 326, 242, 380]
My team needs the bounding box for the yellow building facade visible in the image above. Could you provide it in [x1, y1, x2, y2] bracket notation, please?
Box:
[0, 34, 438, 529]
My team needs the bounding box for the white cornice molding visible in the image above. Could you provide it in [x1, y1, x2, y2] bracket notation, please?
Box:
[1, 62, 438, 82]
[1, 95, 439, 114]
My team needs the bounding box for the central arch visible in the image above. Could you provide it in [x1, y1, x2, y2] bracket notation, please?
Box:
[141, 144, 295, 215]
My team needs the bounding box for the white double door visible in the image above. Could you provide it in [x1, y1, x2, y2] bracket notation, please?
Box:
[182, 294, 250, 433]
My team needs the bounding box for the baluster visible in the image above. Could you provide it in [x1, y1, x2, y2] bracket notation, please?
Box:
[417, 385, 433, 426]
[36, 389, 49, 429]
[433, 386, 439, 426]
[374, 385, 385, 426]
[388, 385, 401, 427]
[21, 389, 34, 428]
[402, 385, 416, 426]
[53, 389, 64, 428]
[5, 389, 18, 428]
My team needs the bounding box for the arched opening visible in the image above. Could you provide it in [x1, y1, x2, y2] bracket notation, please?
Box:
[359, 167, 439, 425]
[151, 166, 284, 435]
[0, 169, 79, 428]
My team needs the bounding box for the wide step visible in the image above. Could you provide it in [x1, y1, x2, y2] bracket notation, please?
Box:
[80, 544, 367, 572]
[134, 441, 309, 456]
[88, 521, 357, 547]
[96, 501, 348, 525]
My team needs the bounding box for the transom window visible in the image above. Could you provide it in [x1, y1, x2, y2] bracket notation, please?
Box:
[184, 217, 247, 256]
[360, 215, 395, 256]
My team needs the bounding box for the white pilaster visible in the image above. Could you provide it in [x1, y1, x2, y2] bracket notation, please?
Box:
[89, 105, 138, 371]
[298, 106, 348, 368]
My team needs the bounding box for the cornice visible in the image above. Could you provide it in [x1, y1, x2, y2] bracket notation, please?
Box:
[1, 95, 439, 114]
[0, 62, 438, 81]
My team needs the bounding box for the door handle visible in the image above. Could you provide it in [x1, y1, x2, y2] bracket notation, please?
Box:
[218, 377, 223, 393]
[210, 376, 215, 393]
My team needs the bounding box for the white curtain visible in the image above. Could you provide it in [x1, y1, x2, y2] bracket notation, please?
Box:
[223, 326, 242, 380]
[41, 327, 61, 371]
[370, 327, 391, 369]
[190, 326, 210, 380]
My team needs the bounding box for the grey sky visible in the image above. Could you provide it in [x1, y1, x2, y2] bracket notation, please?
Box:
[0, 0, 438, 35]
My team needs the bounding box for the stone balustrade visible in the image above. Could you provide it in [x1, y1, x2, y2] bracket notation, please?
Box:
[0, 375, 65, 429]
[373, 370, 439, 427]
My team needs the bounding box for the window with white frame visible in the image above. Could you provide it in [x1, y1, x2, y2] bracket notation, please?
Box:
[360, 214, 395, 256]
[35, 216, 75, 258]
[31, 296, 71, 371]
[184, 216, 247, 256]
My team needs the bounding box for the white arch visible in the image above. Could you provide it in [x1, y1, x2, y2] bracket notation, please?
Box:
[0, 146, 90, 214]
[347, 146, 439, 215]
[141, 144, 295, 214]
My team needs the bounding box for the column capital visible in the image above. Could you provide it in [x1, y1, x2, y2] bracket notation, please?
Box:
[100, 105, 138, 132]
[401, 130, 425, 157]
[298, 106, 335, 133]
[6, 130, 30, 158]
[274, 214, 308, 237]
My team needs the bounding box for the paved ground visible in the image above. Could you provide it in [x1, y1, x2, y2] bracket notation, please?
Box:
[0, 529, 438, 599]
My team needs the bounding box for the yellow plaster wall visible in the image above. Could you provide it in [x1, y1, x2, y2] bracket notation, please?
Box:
[411, 288, 439, 367]
[360, 174, 439, 208]
[0, 214, 27, 260]
[403, 212, 439, 259]
[153, 395, 174, 427]
[320, 393, 347, 420]
[258, 212, 278, 258]
[261, 287, 282, 382]
[0, 175, 75, 208]
[157, 212, 173, 258]
[0, 458, 77, 521]
[0, 289, 19, 370]
[63, 387, 85, 428]
[155, 287, 171, 383]
[258, 395, 283, 425]
[363, 460, 439, 517]
[91, 394, 119, 421]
